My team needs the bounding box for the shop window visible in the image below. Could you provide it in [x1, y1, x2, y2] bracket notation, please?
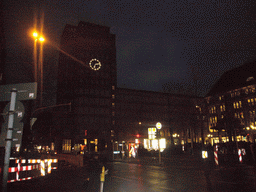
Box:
[62, 139, 71, 153]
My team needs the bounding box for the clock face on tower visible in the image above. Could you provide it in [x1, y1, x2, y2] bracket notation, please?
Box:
[89, 59, 101, 71]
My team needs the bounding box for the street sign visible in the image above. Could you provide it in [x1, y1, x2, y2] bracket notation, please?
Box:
[0, 82, 37, 101]
[0, 101, 25, 147]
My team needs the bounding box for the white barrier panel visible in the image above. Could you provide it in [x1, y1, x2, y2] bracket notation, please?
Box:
[5, 158, 58, 183]
[202, 151, 208, 159]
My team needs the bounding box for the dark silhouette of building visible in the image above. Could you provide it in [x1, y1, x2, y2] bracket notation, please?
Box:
[56, 21, 116, 155]
[0, 1, 6, 85]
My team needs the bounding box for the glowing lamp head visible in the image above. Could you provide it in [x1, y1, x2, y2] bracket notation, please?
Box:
[33, 32, 38, 38]
[39, 36, 45, 42]
[136, 134, 140, 138]
[156, 122, 162, 129]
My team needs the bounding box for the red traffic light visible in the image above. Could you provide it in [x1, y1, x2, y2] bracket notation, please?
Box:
[136, 134, 140, 138]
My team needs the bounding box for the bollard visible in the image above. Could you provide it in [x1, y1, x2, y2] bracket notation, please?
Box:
[100, 166, 108, 192]
[214, 151, 219, 166]
[238, 149, 242, 163]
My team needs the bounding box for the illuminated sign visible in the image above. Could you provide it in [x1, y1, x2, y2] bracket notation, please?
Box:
[148, 128, 156, 139]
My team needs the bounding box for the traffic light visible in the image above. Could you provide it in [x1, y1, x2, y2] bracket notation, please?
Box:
[136, 134, 140, 138]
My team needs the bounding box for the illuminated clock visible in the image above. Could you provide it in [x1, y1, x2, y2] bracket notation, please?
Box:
[89, 59, 101, 71]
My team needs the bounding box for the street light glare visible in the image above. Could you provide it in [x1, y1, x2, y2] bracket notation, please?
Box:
[33, 32, 38, 38]
[39, 36, 45, 42]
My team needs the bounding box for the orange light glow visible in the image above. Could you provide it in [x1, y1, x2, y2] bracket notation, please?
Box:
[39, 36, 45, 42]
[33, 32, 38, 38]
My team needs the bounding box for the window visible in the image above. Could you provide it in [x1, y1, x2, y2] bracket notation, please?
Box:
[112, 94, 115, 99]
[234, 101, 242, 109]
[62, 139, 71, 153]
[220, 104, 225, 112]
[210, 106, 216, 114]
[240, 112, 244, 119]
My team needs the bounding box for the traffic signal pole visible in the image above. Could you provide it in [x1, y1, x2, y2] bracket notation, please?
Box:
[158, 130, 161, 164]
[2, 88, 17, 192]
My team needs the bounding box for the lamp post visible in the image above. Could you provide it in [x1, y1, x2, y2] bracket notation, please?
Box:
[32, 31, 45, 107]
[156, 122, 162, 164]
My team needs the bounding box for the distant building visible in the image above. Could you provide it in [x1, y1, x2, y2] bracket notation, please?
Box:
[205, 61, 256, 144]
[115, 88, 204, 152]
[56, 21, 116, 155]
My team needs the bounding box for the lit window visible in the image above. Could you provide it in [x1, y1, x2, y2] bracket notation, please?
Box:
[112, 86, 115, 90]
[234, 102, 236, 109]
[241, 112, 244, 119]
[239, 101, 242, 108]
[112, 94, 115, 99]
[112, 103, 115, 107]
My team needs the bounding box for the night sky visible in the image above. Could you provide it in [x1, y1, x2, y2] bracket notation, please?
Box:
[3, 0, 256, 102]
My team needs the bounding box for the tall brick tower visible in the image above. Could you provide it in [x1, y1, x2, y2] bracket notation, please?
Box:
[57, 22, 116, 156]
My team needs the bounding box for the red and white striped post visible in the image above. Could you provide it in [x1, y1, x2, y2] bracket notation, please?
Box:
[214, 144, 219, 166]
[238, 149, 242, 163]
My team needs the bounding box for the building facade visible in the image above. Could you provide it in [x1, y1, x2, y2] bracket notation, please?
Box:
[205, 61, 256, 144]
[56, 22, 116, 154]
[115, 88, 204, 153]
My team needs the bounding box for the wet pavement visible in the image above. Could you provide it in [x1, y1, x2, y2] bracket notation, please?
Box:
[3, 153, 256, 192]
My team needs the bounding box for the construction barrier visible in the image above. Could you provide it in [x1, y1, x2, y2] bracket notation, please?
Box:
[0, 158, 58, 183]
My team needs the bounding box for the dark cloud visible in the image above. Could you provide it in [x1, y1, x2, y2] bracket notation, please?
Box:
[3, 0, 256, 97]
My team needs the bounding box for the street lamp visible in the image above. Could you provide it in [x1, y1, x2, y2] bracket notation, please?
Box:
[32, 30, 45, 107]
[156, 122, 162, 164]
